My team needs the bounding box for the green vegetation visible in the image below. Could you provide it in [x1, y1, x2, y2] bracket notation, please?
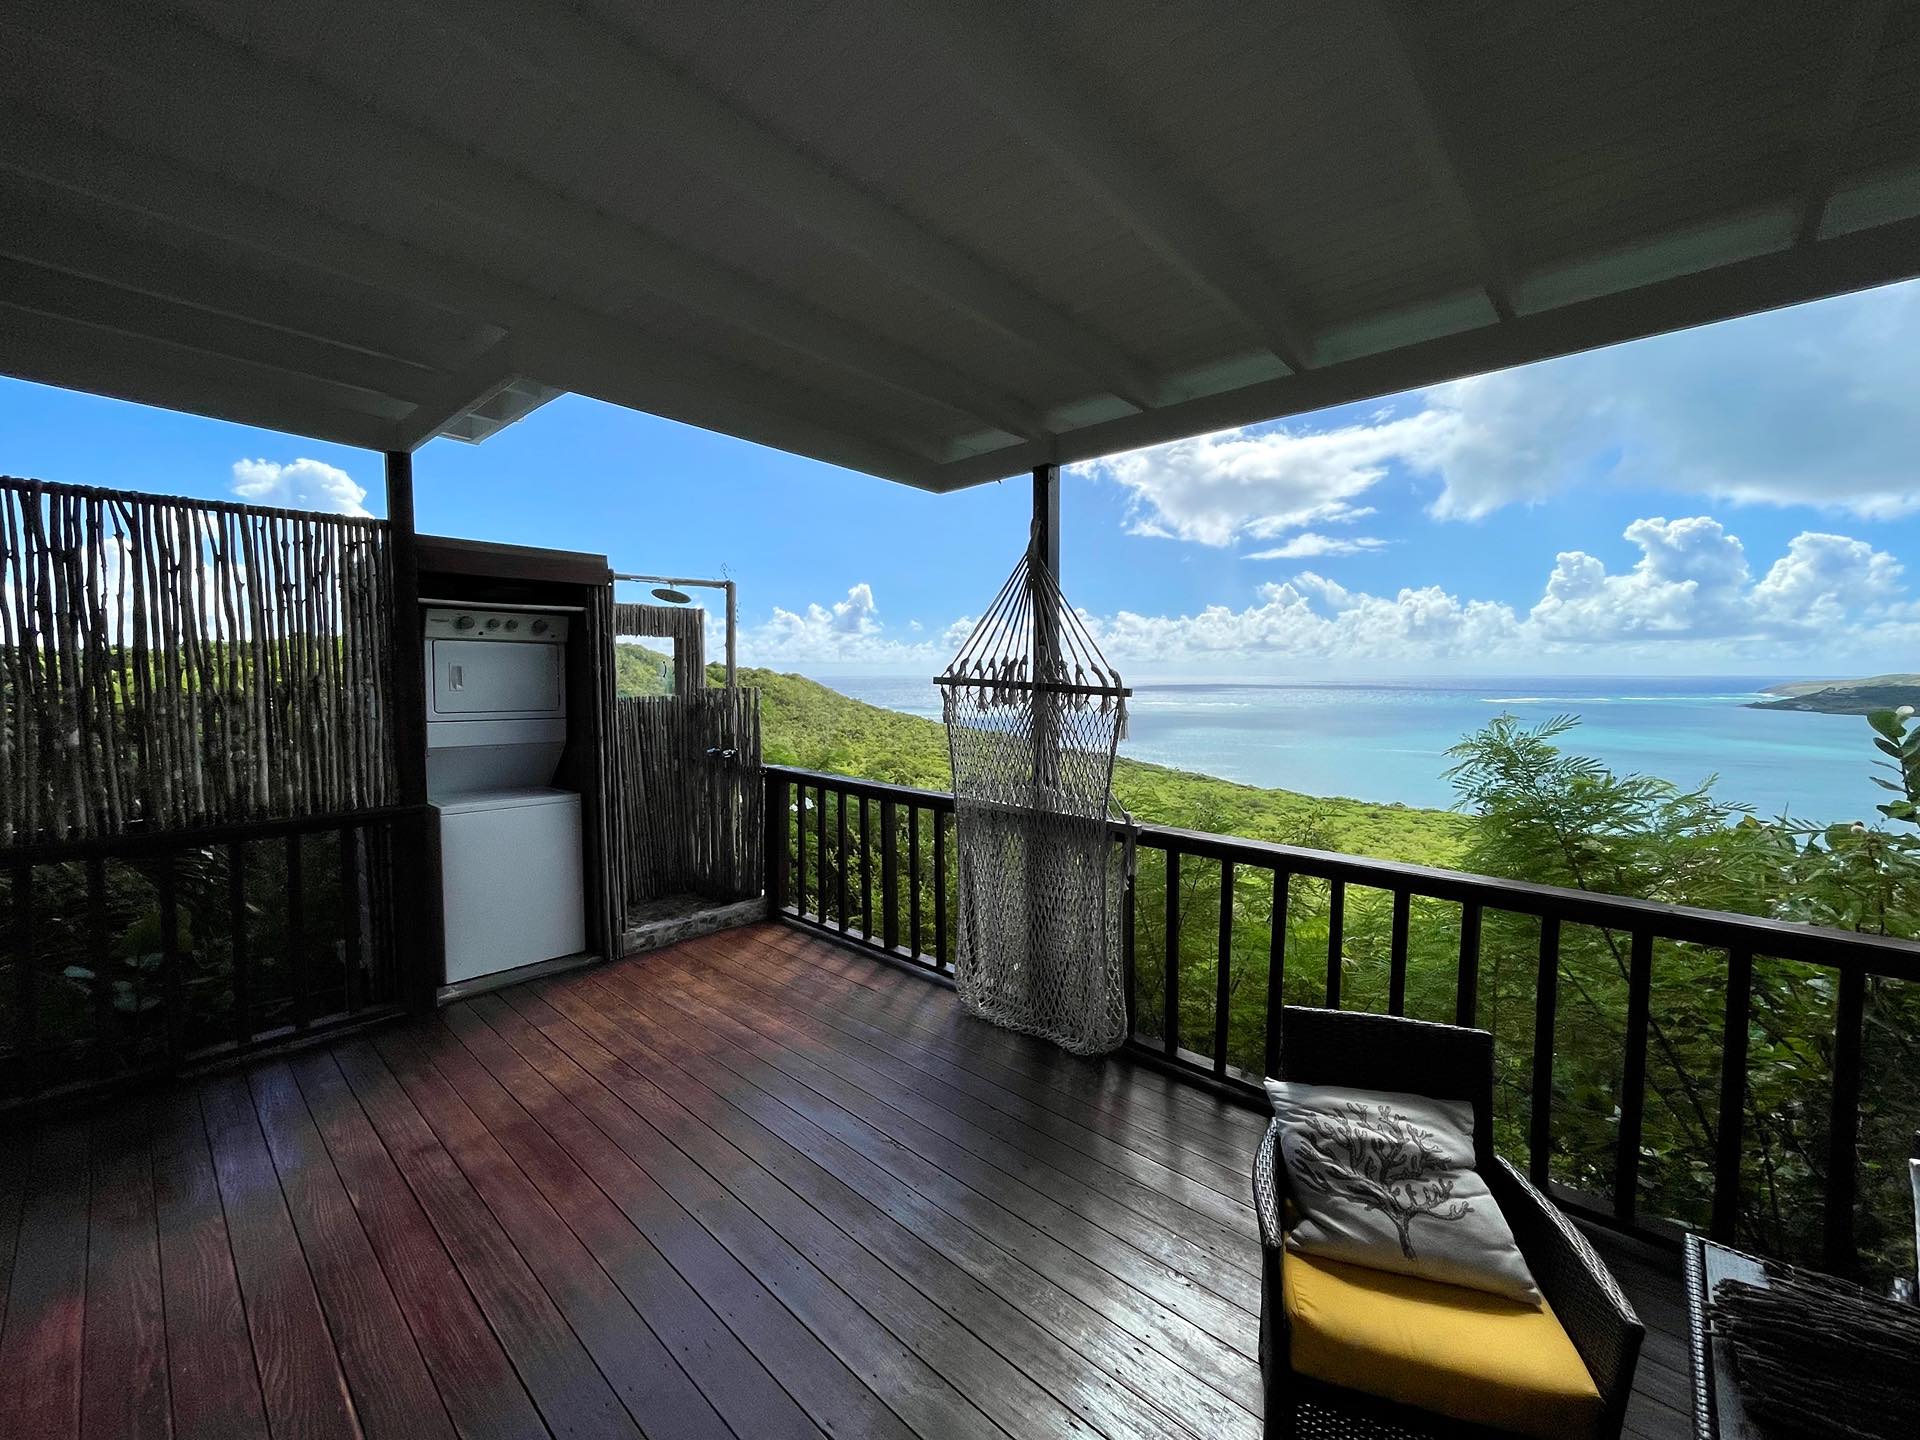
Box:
[1751, 674, 1920, 714]
[765, 666, 1920, 1282]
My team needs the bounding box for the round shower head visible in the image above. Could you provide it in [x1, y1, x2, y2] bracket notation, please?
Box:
[651, 586, 692, 604]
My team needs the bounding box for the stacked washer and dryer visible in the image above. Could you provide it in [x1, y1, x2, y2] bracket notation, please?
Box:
[424, 606, 587, 985]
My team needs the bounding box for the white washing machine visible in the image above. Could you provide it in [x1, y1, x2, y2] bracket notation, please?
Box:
[436, 786, 585, 984]
[424, 607, 587, 984]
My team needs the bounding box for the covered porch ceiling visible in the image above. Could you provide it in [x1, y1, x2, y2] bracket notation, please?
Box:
[3, 1, 1919, 490]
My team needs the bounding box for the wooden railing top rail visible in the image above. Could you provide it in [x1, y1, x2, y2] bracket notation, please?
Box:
[0, 804, 430, 866]
[764, 764, 1920, 978]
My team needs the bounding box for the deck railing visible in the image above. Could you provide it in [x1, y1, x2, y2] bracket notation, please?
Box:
[764, 764, 1920, 1278]
[1, 804, 432, 1109]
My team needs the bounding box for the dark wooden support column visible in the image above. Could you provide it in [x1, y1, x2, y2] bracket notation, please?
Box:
[385, 451, 442, 1008]
[1026, 464, 1061, 1008]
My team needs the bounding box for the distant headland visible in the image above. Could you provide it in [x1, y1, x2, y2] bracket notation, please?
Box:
[1747, 674, 1920, 714]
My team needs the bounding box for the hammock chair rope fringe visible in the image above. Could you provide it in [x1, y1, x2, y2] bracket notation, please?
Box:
[939, 545, 1132, 1056]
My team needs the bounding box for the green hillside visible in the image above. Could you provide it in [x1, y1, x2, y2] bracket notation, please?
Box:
[1750, 673, 1920, 714]
[740, 665, 1469, 866]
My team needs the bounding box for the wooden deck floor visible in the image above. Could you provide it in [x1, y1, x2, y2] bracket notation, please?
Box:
[0, 922, 1691, 1440]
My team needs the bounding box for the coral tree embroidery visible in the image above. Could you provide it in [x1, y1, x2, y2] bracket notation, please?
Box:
[1291, 1102, 1475, 1259]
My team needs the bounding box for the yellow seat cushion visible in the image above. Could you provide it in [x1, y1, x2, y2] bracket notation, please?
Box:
[1282, 1248, 1604, 1440]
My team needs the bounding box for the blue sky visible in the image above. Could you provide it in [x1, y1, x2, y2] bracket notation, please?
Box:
[6, 279, 1919, 681]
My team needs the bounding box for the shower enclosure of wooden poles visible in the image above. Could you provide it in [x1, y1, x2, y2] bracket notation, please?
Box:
[606, 596, 763, 912]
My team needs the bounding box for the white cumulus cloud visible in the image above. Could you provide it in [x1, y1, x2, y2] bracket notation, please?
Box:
[741, 517, 1904, 676]
[1246, 532, 1389, 559]
[230, 457, 370, 516]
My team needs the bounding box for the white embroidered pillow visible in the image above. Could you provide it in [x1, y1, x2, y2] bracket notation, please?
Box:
[1265, 1079, 1541, 1305]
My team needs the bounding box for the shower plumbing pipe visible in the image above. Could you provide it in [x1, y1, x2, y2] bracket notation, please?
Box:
[613, 572, 737, 687]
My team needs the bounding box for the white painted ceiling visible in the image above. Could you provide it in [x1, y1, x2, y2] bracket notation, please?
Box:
[3, 1, 1918, 488]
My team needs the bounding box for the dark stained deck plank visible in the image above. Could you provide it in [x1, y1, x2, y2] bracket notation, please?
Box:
[532, 971, 1231, 1440]
[401, 1016, 831, 1440]
[0, 921, 1692, 1440]
[199, 1074, 362, 1440]
[369, 1028, 733, 1440]
[151, 1091, 271, 1440]
[480, 984, 1086, 1440]
[554, 966, 1261, 1440]
[246, 1062, 457, 1440]
[470, 990, 1020, 1440]
[721, 931, 1261, 1190]
[0, 1123, 90, 1440]
[650, 942, 1260, 1293]
[437, 997, 922, 1440]
[328, 1039, 646, 1440]
[565, 961, 1264, 1418]
[764, 927, 1271, 1156]
[590, 961, 1262, 1361]
[82, 1103, 171, 1440]
[288, 1052, 549, 1440]
[676, 935, 1260, 1240]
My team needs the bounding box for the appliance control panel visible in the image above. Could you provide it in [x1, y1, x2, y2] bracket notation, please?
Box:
[424, 607, 569, 643]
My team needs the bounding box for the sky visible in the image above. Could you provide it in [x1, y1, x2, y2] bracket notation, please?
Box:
[5, 278, 1920, 683]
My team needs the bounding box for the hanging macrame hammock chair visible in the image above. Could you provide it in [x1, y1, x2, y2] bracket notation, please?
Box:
[937, 541, 1132, 1056]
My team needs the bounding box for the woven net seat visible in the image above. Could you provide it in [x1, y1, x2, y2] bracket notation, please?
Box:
[938, 547, 1130, 1055]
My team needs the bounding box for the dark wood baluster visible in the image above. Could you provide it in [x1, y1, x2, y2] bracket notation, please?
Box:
[766, 772, 790, 914]
[1163, 848, 1181, 1057]
[1265, 869, 1289, 1078]
[1121, 845, 1137, 1037]
[1529, 915, 1561, 1187]
[340, 825, 362, 1014]
[859, 795, 872, 938]
[1823, 966, 1867, 1272]
[287, 832, 308, 1032]
[1711, 945, 1754, 1242]
[836, 789, 849, 933]
[880, 796, 899, 952]
[12, 862, 34, 1066]
[159, 854, 184, 1061]
[1614, 930, 1653, 1224]
[1324, 879, 1344, 1009]
[795, 781, 808, 918]
[229, 840, 251, 1046]
[1213, 860, 1234, 1077]
[1388, 889, 1410, 1016]
[814, 782, 827, 924]
[87, 857, 109, 1074]
[932, 808, 947, 970]
[908, 805, 922, 960]
[1455, 901, 1482, 1027]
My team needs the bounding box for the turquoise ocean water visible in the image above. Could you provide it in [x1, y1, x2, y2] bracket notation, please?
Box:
[817, 674, 1891, 827]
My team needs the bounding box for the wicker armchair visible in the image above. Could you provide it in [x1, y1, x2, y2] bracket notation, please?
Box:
[1253, 1007, 1644, 1440]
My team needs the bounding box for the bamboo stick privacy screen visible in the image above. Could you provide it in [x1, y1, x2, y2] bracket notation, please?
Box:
[0, 477, 398, 847]
[613, 687, 764, 906]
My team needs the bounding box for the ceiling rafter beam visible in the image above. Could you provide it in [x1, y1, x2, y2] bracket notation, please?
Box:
[1366, 1, 1517, 322]
[1796, 0, 1891, 247]
[0, 304, 406, 450]
[398, 0, 1164, 410]
[0, 175, 494, 372]
[0, 253, 443, 406]
[19, 0, 1046, 449]
[900, 0, 1314, 373]
[389, 336, 517, 451]
[0, 105, 942, 486]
